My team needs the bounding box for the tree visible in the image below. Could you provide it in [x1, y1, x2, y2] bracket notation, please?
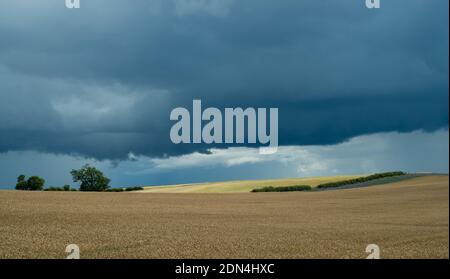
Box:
[27, 176, 45, 191]
[15, 175, 45, 191]
[17, 174, 26, 183]
[15, 174, 28, 190]
[70, 165, 110, 192]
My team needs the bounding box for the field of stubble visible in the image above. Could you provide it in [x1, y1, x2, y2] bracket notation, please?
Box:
[0, 175, 448, 259]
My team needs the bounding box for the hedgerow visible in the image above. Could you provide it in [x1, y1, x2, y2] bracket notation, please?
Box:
[252, 185, 312, 192]
[316, 172, 406, 189]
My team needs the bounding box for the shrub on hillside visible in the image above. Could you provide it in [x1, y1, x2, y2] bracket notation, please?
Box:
[44, 185, 77, 192]
[125, 186, 144, 191]
[106, 188, 125, 192]
[105, 187, 144, 192]
[252, 185, 312, 192]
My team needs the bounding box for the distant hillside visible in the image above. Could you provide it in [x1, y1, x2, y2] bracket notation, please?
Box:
[139, 173, 443, 193]
[140, 175, 363, 193]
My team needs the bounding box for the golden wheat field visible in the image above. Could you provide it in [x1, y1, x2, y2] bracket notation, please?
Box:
[0, 175, 448, 259]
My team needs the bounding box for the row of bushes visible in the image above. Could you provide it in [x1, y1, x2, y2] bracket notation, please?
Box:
[44, 185, 77, 192]
[43, 186, 145, 192]
[251, 172, 407, 193]
[316, 171, 406, 189]
[252, 185, 312, 192]
[106, 186, 145, 192]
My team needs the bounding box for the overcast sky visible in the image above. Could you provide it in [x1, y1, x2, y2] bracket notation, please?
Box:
[0, 0, 448, 188]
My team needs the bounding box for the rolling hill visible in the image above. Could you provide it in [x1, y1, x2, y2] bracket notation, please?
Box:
[140, 175, 365, 193]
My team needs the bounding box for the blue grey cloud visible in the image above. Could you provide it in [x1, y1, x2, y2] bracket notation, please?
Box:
[0, 0, 448, 160]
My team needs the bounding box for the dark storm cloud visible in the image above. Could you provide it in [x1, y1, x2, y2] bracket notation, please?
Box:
[0, 0, 448, 159]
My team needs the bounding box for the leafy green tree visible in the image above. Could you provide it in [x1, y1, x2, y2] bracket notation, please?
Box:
[17, 174, 26, 183]
[16, 175, 45, 191]
[15, 174, 28, 190]
[27, 176, 45, 191]
[63, 185, 71, 191]
[70, 165, 110, 192]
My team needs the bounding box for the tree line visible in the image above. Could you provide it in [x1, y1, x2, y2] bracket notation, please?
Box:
[15, 164, 143, 192]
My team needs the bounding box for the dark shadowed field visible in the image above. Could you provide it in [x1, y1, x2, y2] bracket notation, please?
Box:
[0, 175, 448, 259]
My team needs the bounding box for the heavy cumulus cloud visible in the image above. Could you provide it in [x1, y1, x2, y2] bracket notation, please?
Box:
[0, 0, 448, 160]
